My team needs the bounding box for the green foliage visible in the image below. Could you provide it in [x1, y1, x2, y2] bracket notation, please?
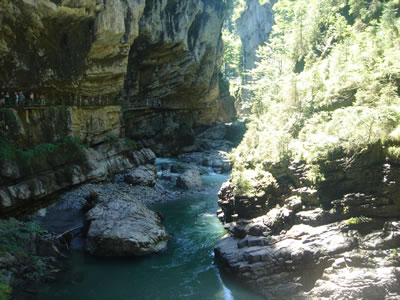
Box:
[0, 219, 49, 298]
[0, 282, 10, 300]
[222, 28, 243, 79]
[124, 137, 136, 149]
[0, 219, 47, 255]
[104, 134, 118, 144]
[0, 137, 86, 163]
[0, 109, 19, 132]
[231, 165, 276, 196]
[346, 216, 372, 225]
[389, 248, 399, 261]
[230, 0, 400, 185]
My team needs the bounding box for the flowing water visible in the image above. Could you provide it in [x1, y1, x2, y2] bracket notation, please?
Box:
[37, 160, 261, 300]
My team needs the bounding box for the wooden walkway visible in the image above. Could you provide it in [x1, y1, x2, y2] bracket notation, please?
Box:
[1, 103, 214, 111]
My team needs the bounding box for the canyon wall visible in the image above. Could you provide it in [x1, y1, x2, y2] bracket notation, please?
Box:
[0, 0, 226, 114]
[0, 0, 231, 214]
[237, 0, 274, 74]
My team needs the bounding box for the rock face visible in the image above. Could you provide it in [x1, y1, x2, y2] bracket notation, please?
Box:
[216, 144, 400, 299]
[237, 0, 274, 74]
[122, 0, 227, 154]
[235, 0, 274, 111]
[0, 0, 228, 164]
[123, 0, 225, 109]
[85, 192, 168, 256]
[0, 106, 121, 147]
[0, 1, 225, 119]
[0, 0, 145, 98]
[0, 143, 157, 216]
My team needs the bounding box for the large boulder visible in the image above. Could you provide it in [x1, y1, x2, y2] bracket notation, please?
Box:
[85, 195, 168, 256]
[124, 164, 157, 187]
[176, 169, 202, 190]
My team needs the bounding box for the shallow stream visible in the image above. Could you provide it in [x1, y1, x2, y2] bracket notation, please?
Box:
[36, 160, 261, 300]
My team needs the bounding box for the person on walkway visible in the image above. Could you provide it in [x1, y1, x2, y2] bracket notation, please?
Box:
[40, 95, 45, 106]
[14, 92, 18, 107]
[5, 92, 10, 106]
[0, 92, 5, 107]
[18, 92, 24, 107]
[29, 92, 34, 106]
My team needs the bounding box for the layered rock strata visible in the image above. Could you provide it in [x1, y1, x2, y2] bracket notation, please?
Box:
[123, 0, 225, 109]
[0, 0, 227, 120]
[0, 106, 121, 147]
[0, 0, 145, 97]
[216, 144, 400, 299]
[0, 144, 157, 216]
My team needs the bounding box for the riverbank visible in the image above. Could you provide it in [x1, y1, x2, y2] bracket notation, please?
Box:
[0, 121, 247, 299]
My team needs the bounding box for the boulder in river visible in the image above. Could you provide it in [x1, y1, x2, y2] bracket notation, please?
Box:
[85, 194, 168, 257]
[176, 169, 202, 190]
[124, 164, 157, 187]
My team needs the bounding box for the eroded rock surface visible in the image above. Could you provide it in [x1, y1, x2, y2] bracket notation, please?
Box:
[216, 144, 400, 299]
[0, 0, 145, 97]
[0, 106, 122, 147]
[85, 192, 168, 256]
[237, 0, 274, 73]
[0, 144, 157, 215]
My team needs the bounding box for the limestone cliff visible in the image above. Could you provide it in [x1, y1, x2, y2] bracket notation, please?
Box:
[237, 0, 274, 74]
[0, 0, 226, 113]
[0, 0, 145, 98]
[0, 106, 121, 147]
[0, 0, 229, 157]
[123, 0, 225, 108]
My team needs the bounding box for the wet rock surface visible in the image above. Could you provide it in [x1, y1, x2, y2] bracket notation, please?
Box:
[216, 145, 400, 299]
[176, 169, 202, 190]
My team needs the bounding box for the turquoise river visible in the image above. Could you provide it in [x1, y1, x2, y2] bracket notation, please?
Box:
[36, 160, 262, 300]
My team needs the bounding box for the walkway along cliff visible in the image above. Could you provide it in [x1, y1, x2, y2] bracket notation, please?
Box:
[0, 0, 235, 216]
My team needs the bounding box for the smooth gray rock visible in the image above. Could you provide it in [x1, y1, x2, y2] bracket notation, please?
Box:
[85, 194, 168, 257]
[124, 164, 157, 187]
[176, 169, 202, 190]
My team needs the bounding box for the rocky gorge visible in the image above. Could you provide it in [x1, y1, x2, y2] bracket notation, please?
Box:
[215, 144, 400, 299]
[1, 0, 399, 299]
[0, 0, 236, 297]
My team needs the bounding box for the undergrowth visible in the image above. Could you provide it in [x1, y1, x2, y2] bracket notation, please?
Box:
[0, 136, 87, 164]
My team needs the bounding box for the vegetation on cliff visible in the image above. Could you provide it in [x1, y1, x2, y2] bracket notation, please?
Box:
[229, 0, 400, 194]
